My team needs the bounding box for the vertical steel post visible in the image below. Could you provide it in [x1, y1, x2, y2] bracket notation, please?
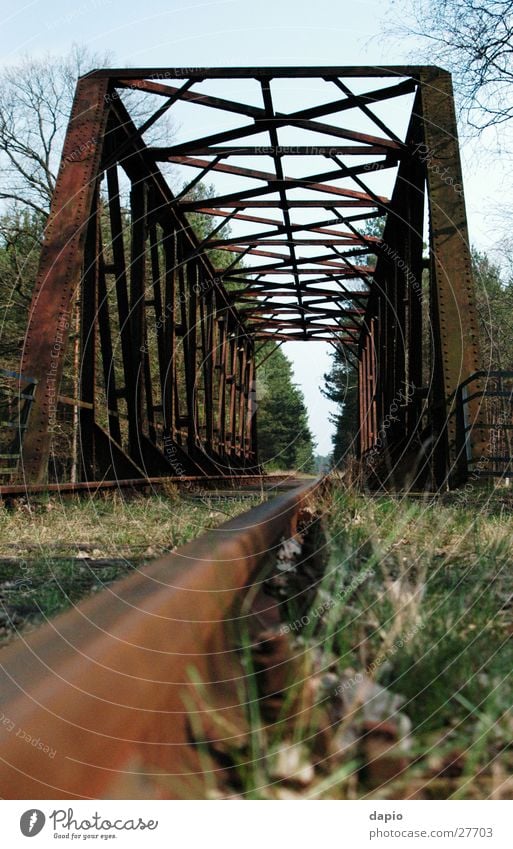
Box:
[79, 187, 100, 479]
[420, 68, 485, 484]
[20, 77, 110, 483]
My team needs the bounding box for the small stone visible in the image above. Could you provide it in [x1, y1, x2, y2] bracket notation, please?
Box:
[270, 743, 315, 787]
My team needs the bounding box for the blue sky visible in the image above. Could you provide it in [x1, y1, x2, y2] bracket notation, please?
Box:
[0, 1, 390, 66]
[0, 0, 507, 453]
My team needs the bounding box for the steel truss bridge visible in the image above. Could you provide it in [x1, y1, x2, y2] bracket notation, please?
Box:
[2, 65, 506, 490]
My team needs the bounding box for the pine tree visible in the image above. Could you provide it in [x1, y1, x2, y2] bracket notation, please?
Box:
[322, 348, 358, 466]
[0, 208, 44, 370]
[256, 344, 315, 472]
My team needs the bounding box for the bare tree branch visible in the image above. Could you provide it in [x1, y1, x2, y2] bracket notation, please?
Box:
[387, 0, 513, 131]
[0, 44, 114, 214]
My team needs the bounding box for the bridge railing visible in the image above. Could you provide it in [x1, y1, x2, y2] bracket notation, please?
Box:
[454, 370, 513, 480]
[0, 368, 38, 482]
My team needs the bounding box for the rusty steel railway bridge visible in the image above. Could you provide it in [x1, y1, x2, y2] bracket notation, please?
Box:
[1, 65, 508, 491]
[1, 66, 513, 801]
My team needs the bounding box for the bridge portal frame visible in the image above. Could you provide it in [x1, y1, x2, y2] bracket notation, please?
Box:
[16, 66, 485, 487]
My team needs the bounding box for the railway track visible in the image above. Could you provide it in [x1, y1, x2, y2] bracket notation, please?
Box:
[0, 476, 326, 799]
[0, 473, 302, 500]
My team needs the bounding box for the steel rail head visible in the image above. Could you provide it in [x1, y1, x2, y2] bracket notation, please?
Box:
[0, 478, 323, 799]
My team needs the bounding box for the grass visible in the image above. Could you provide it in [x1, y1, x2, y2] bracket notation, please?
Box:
[191, 483, 513, 800]
[317, 486, 513, 799]
[0, 490, 260, 645]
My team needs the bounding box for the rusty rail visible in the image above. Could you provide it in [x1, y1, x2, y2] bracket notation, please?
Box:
[0, 473, 300, 499]
[0, 477, 323, 799]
